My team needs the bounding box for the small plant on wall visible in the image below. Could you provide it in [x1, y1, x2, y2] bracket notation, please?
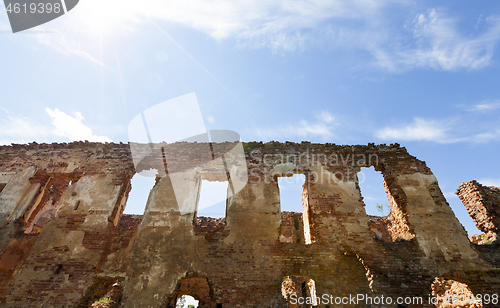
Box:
[375, 203, 391, 216]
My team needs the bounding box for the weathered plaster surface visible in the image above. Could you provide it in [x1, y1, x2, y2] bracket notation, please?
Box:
[0, 142, 497, 308]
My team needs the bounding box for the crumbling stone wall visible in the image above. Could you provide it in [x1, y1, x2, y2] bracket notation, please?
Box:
[0, 142, 498, 308]
[457, 180, 500, 245]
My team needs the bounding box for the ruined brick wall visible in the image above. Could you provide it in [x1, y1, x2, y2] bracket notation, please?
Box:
[0, 142, 498, 308]
[457, 180, 500, 235]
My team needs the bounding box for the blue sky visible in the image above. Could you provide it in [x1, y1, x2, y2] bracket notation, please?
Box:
[2, 0, 500, 234]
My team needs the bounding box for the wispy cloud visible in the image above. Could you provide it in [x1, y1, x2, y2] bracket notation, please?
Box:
[375, 118, 455, 143]
[470, 129, 500, 143]
[0, 114, 52, 145]
[15, 1, 500, 72]
[316, 110, 335, 124]
[463, 99, 500, 112]
[248, 110, 338, 141]
[375, 116, 500, 144]
[373, 9, 500, 71]
[477, 178, 500, 187]
[0, 108, 111, 145]
[443, 191, 460, 200]
[31, 0, 395, 58]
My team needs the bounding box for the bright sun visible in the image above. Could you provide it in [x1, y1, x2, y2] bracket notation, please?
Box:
[69, 0, 141, 37]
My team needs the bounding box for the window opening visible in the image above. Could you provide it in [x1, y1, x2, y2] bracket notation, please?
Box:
[358, 167, 415, 242]
[196, 180, 228, 218]
[123, 171, 157, 215]
[358, 167, 390, 217]
[278, 174, 311, 244]
[278, 174, 305, 213]
[176, 295, 199, 308]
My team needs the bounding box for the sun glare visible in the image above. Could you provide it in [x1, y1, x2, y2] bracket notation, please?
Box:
[71, 0, 141, 36]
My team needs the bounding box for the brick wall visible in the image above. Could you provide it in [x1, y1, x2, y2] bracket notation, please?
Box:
[0, 142, 498, 308]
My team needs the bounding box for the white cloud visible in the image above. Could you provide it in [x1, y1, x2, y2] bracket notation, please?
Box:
[375, 118, 454, 143]
[0, 115, 52, 145]
[470, 129, 500, 143]
[373, 9, 500, 71]
[249, 110, 337, 141]
[477, 178, 500, 187]
[45, 108, 111, 142]
[464, 99, 500, 112]
[253, 120, 333, 140]
[375, 115, 500, 144]
[316, 110, 335, 124]
[144, 0, 385, 42]
[13, 0, 500, 72]
[34, 0, 395, 57]
[0, 108, 111, 145]
[249, 111, 500, 145]
[443, 191, 460, 200]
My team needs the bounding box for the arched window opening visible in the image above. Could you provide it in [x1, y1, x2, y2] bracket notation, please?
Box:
[169, 277, 215, 308]
[176, 295, 199, 308]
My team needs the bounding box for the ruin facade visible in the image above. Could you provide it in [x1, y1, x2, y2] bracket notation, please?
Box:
[0, 141, 498, 307]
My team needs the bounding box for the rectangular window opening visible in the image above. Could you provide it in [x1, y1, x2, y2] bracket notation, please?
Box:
[357, 167, 390, 217]
[358, 166, 415, 242]
[118, 170, 158, 227]
[196, 179, 229, 219]
[278, 174, 306, 213]
[123, 171, 157, 216]
[278, 174, 312, 244]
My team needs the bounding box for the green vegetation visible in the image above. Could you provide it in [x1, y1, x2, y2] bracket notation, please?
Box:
[375, 203, 391, 216]
[176, 295, 198, 308]
[95, 296, 112, 303]
[482, 234, 493, 245]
